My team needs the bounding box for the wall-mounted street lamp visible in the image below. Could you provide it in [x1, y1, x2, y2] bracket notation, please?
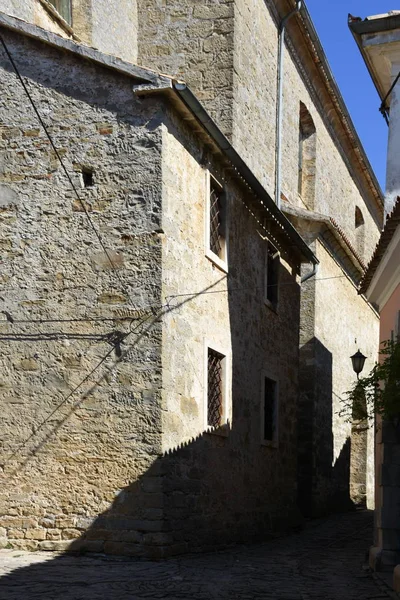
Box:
[351, 350, 367, 379]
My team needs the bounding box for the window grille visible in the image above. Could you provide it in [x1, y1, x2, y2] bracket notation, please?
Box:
[263, 377, 277, 442]
[49, 0, 72, 24]
[209, 181, 224, 257]
[265, 243, 279, 307]
[207, 349, 224, 428]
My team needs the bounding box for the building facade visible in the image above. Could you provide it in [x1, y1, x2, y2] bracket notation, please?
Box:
[350, 11, 400, 585]
[0, 0, 384, 556]
[358, 200, 400, 580]
[0, 11, 318, 555]
[135, 0, 383, 515]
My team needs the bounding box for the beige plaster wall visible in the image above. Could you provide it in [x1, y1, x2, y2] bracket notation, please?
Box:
[381, 285, 400, 343]
[0, 1, 138, 62]
[232, 0, 380, 265]
[159, 111, 303, 551]
[314, 241, 379, 509]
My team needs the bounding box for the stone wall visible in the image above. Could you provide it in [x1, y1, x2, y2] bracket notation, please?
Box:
[137, 0, 235, 138]
[298, 241, 378, 515]
[137, 0, 381, 265]
[0, 1, 138, 62]
[313, 241, 378, 512]
[0, 28, 164, 553]
[158, 109, 303, 552]
[136, 0, 382, 518]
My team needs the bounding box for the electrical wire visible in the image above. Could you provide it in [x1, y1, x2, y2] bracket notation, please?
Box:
[0, 276, 348, 327]
[2, 308, 158, 470]
[0, 32, 142, 315]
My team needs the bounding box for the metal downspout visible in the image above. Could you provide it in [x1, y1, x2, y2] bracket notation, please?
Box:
[275, 1, 302, 209]
[301, 260, 318, 283]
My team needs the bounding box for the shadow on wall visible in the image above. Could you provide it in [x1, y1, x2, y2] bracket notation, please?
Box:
[0, 421, 302, 600]
[297, 337, 356, 517]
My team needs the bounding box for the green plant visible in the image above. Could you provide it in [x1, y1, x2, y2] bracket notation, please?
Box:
[340, 339, 400, 423]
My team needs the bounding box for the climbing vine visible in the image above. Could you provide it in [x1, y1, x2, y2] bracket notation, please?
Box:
[340, 339, 400, 423]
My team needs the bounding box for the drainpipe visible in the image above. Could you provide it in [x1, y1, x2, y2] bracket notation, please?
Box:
[301, 260, 318, 283]
[275, 1, 302, 209]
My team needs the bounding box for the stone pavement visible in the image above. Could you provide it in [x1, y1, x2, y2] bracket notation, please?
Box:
[0, 510, 395, 600]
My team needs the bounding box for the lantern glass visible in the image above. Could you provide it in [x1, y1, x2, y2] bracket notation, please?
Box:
[351, 350, 367, 376]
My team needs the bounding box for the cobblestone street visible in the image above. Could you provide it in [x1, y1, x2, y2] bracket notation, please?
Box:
[0, 510, 395, 599]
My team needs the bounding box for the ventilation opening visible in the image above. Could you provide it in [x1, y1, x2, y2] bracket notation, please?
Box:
[82, 169, 94, 188]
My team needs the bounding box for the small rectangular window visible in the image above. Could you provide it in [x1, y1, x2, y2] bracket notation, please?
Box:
[49, 0, 72, 24]
[207, 348, 225, 429]
[81, 168, 94, 188]
[262, 376, 278, 444]
[206, 172, 228, 271]
[264, 243, 279, 308]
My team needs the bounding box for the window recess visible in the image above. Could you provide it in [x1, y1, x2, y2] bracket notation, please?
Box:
[205, 172, 228, 271]
[207, 348, 225, 429]
[262, 376, 279, 446]
[264, 242, 280, 309]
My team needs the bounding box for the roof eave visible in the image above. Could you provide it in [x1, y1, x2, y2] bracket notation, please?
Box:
[135, 81, 318, 266]
[348, 20, 389, 104]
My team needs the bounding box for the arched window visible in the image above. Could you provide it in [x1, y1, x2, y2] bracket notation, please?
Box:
[355, 206, 364, 228]
[355, 206, 365, 258]
[298, 102, 317, 210]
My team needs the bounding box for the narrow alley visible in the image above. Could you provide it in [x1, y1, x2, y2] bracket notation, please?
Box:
[0, 510, 394, 599]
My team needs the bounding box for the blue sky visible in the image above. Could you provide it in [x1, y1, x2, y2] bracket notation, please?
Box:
[305, 0, 394, 190]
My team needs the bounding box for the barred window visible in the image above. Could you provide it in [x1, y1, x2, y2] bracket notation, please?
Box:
[264, 243, 279, 308]
[206, 173, 227, 268]
[49, 0, 72, 24]
[262, 376, 278, 444]
[207, 348, 224, 429]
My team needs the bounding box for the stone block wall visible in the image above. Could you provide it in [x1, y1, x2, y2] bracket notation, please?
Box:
[156, 109, 303, 552]
[0, 28, 164, 553]
[136, 0, 381, 265]
[137, 0, 235, 138]
[136, 0, 382, 519]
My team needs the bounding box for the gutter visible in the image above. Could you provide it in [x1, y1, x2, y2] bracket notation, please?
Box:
[171, 81, 318, 268]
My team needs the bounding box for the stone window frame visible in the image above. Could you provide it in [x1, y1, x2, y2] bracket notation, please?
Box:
[39, 0, 74, 33]
[298, 102, 317, 210]
[260, 371, 279, 448]
[204, 170, 229, 274]
[203, 339, 231, 436]
[264, 241, 280, 312]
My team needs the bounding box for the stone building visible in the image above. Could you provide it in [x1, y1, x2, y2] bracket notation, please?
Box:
[0, 0, 384, 556]
[349, 11, 400, 585]
[134, 0, 384, 515]
[0, 10, 318, 556]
